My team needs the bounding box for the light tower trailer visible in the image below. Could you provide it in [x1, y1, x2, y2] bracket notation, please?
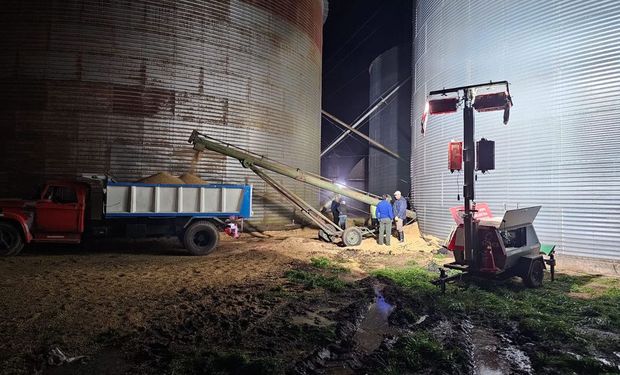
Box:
[0, 176, 252, 256]
[420, 81, 556, 290]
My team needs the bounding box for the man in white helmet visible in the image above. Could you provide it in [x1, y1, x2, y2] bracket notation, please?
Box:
[392, 190, 407, 243]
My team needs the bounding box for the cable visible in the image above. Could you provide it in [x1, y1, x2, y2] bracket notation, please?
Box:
[323, 67, 368, 101]
[323, 4, 385, 66]
[323, 24, 383, 78]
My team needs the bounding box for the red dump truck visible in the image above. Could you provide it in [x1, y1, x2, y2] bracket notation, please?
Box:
[0, 176, 252, 256]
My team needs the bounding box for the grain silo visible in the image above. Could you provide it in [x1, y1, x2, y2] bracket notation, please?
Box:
[411, 1, 620, 260]
[368, 45, 411, 197]
[0, 0, 326, 227]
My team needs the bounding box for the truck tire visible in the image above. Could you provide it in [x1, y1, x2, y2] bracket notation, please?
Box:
[183, 221, 219, 256]
[0, 222, 24, 256]
[524, 258, 544, 288]
[342, 227, 363, 247]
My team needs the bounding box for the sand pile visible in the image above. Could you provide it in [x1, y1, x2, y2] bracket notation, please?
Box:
[137, 172, 185, 184]
[179, 173, 208, 184]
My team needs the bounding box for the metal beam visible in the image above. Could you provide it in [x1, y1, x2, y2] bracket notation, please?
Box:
[320, 76, 410, 157]
[321, 110, 400, 159]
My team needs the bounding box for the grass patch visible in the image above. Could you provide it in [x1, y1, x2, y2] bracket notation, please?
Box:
[381, 332, 465, 374]
[285, 270, 346, 292]
[372, 267, 436, 297]
[373, 264, 620, 370]
[310, 257, 350, 273]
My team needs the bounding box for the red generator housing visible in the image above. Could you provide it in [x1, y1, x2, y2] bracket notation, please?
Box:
[448, 141, 463, 172]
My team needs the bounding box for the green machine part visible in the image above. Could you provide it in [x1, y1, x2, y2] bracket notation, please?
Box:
[540, 244, 556, 256]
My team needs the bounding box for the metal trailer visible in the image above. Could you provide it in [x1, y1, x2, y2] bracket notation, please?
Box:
[437, 205, 556, 291]
[0, 176, 252, 256]
[188, 130, 417, 247]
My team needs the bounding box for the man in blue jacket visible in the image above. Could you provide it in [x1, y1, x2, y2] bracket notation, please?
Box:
[393, 190, 407, 243]
[376, 194, 394, 245]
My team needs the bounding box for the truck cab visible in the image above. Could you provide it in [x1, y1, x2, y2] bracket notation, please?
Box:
[0, 180, 91, 255]
[33, 180, 88, 242]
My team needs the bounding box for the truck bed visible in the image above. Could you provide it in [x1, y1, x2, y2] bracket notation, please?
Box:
[104, 182, 252, 218]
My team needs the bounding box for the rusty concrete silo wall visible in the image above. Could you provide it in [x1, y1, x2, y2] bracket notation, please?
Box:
[0, 0, 324, 227]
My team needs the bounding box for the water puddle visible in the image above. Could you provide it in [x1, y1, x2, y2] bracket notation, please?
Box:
[465, 321, 533, 375]
[319, 284, 396, 375]
[351, 284, 396, 354]
[469, 326, 510, 375]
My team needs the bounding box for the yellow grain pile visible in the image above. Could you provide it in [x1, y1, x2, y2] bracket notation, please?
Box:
[179, 173, 208, 184]
[137, 172, 185, 184]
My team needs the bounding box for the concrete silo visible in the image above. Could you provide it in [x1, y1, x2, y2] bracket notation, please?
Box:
[0, 0, 326, 227]
[411, 1, 620, 260]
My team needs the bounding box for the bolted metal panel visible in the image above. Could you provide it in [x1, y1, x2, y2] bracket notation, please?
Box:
[368, 45, 412, 197]
[411, 0, 620, 260]
[0, 0, 324, 226]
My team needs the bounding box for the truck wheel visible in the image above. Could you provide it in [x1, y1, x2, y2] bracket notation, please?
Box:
[0, 222, 24, 256]
[342, 227, 363, 247]
[183, 221, 219, 256]
[524, 258, 544, 288]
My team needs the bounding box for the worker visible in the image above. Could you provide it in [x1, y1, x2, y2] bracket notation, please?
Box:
[338, 200, 348, 229]
[330, 196, 340, 225]
[376, 194, 394, 245]
[370, 204, 378, 230]
[393, 190, 407, 243]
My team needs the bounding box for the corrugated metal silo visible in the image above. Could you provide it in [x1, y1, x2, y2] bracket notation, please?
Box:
[411, 0, 620, 260]
[0, 0, 325, 227]
[368, 45, 411, 197]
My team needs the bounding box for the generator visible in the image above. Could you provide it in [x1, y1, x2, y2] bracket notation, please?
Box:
[442, 205, 555, 288]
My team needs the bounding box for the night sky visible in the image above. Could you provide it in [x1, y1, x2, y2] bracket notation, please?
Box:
[321, 0, 413, 175]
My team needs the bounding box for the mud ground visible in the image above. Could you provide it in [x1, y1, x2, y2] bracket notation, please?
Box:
[1, 225, 619, 374]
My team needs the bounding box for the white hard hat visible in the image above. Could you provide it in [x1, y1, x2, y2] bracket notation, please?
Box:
[394, 190, 401, 196]
[341, 200, 346, 204]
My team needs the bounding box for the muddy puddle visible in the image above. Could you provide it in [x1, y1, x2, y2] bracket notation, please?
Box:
[351, 284, 396, 353]
[464, 320, 533, 375]
[315, 284, 397, 374]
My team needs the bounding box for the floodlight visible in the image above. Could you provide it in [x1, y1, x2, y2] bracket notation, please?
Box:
[429, 97, 459, 114]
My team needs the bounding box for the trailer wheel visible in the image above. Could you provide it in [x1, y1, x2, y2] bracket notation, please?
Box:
[524, 258, 544, 288]
[183, 221, 219, 256]
[342, 227, 363, 247]
[0, 222, 24, 256]
[318, 229, 332, 242]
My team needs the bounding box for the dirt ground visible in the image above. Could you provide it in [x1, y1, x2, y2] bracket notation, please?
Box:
[1, 224, 619, 374]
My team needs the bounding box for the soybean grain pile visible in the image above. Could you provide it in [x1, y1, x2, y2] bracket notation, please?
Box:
[137, 172, 207, 185]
